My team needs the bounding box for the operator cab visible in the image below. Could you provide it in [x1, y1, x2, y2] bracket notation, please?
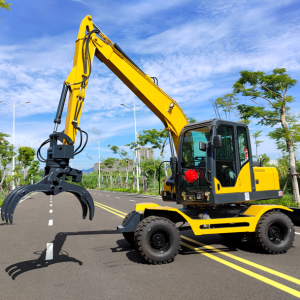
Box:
[175, 119, 255, 204]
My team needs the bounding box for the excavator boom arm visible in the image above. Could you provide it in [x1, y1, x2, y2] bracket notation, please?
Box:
[63, 15, 188, 152]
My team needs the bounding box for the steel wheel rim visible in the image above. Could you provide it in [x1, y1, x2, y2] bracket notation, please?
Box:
[267, 222, 287, 244]
[149, 230, 170, 253]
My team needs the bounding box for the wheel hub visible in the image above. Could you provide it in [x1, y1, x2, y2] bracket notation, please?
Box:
[269, 226, 280, 239]
[152, 233, 166, 249]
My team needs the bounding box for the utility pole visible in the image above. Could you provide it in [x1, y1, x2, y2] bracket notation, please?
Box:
[120, 103, 145, 192]
[0, 100, 31, 190]
[91, 138, 107, 188]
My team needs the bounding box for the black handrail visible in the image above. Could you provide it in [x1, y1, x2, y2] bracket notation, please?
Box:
[158, 161, 170, 196]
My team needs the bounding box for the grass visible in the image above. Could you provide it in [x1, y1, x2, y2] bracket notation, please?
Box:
[252, 195, 299, 208]
[0, 196, 4, 207]
[97, 187, 160, 196]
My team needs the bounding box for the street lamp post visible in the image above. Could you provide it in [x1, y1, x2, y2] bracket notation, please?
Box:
[120, 103, 145, 192]
[0, 100, 31, 190]
[91, 138, 107, 188]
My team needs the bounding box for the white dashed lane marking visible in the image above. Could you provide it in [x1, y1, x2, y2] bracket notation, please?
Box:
[49, 210, 53, 213]
[48, 219, 53, 226]
[130, 200, 136, 202]
[45, 243, 53, 260]
[50, 204, 52, 206]
[116, 197, 120, 199]
[296, 232, 300, 235]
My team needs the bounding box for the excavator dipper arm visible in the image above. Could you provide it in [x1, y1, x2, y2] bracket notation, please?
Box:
[2, 15, 188, 223]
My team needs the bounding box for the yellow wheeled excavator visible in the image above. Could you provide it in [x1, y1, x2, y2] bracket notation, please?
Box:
[2, 15, 295, 264]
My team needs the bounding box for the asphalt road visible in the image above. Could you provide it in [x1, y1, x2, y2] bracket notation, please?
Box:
[1, 190, 300, 300]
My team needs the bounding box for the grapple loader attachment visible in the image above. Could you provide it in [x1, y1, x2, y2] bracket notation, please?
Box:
[1, 130, 95, 223]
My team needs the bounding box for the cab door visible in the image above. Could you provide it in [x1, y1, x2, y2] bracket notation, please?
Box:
[214, 123, 252, 194]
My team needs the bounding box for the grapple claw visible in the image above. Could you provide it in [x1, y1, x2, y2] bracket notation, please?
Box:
[1, 186, 25, 222]
[70, 192, 88, 219]
[1, 167, 94, 223]
[1, 130, 96, 224]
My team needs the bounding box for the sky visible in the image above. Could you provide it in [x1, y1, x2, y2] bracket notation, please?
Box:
[0, 0, 300, 170]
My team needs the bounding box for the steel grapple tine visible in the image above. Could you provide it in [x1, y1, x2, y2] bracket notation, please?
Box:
[63, 182, 94, 220]
[69, 192, 88, 219]
[5, 184, 50, 223]
[1, 186, 25, 222]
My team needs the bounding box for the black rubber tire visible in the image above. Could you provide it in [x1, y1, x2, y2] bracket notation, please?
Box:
[253, 211, 295, 254]
[122, 211, 135, 247]
[134, 216, 181, 265]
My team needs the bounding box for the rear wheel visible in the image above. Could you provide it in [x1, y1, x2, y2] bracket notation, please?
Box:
[134, 216, 181, 264]
[254, 211, 294, 254]
[122, 211, 135, 247]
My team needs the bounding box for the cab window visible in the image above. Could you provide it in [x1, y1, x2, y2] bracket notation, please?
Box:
[182, 127, 211, 168]
[237, 127, 249, 168]
[216, 125, 236, 187]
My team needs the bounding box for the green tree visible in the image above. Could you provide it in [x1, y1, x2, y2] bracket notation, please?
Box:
[0, 132, 15, 195]
[17, 147, 35, 180]
[187, 117, 197, 123]
[0, 0, 11, 11]
[109, 145, 130, 188]
[28, 161, 40, 183]
[252, 130, 263, 159]
[234, 68, 300, 204]
[260, 153, 270, 165]
[215, 92, 238, 121]
[103, 157, 117, 188]
[126, 129, 169, 178]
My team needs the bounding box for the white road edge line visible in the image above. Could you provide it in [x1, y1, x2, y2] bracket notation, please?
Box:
[48, 219, 53, 226]
[45, 243, 53, 260]
[49, 210, 53, 213]
[296, 232, 300, 235]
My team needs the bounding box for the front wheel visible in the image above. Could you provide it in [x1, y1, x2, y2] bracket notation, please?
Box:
[134, 216, 181, 264]
[254, 211, 295, 254]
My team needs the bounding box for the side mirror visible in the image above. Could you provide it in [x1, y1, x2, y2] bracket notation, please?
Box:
[213, 135, 222, 148]
[199, 141, 207, 151]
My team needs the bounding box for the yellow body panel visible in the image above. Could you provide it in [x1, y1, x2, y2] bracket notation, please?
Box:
[214, 162, 252, 194]
[254, 167, 280, 191]
[136, 203, 292, 235]
[135, 203, 160, 212]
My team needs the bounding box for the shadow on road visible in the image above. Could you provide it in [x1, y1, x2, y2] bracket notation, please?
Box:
[111, 239, 148, 264]
[0, 223, 10, 226]
[5, 229, 119, 280]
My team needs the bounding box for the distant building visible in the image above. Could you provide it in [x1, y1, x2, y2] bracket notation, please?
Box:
[269, 160, 278, 166]
[139, 147, 154, 159]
